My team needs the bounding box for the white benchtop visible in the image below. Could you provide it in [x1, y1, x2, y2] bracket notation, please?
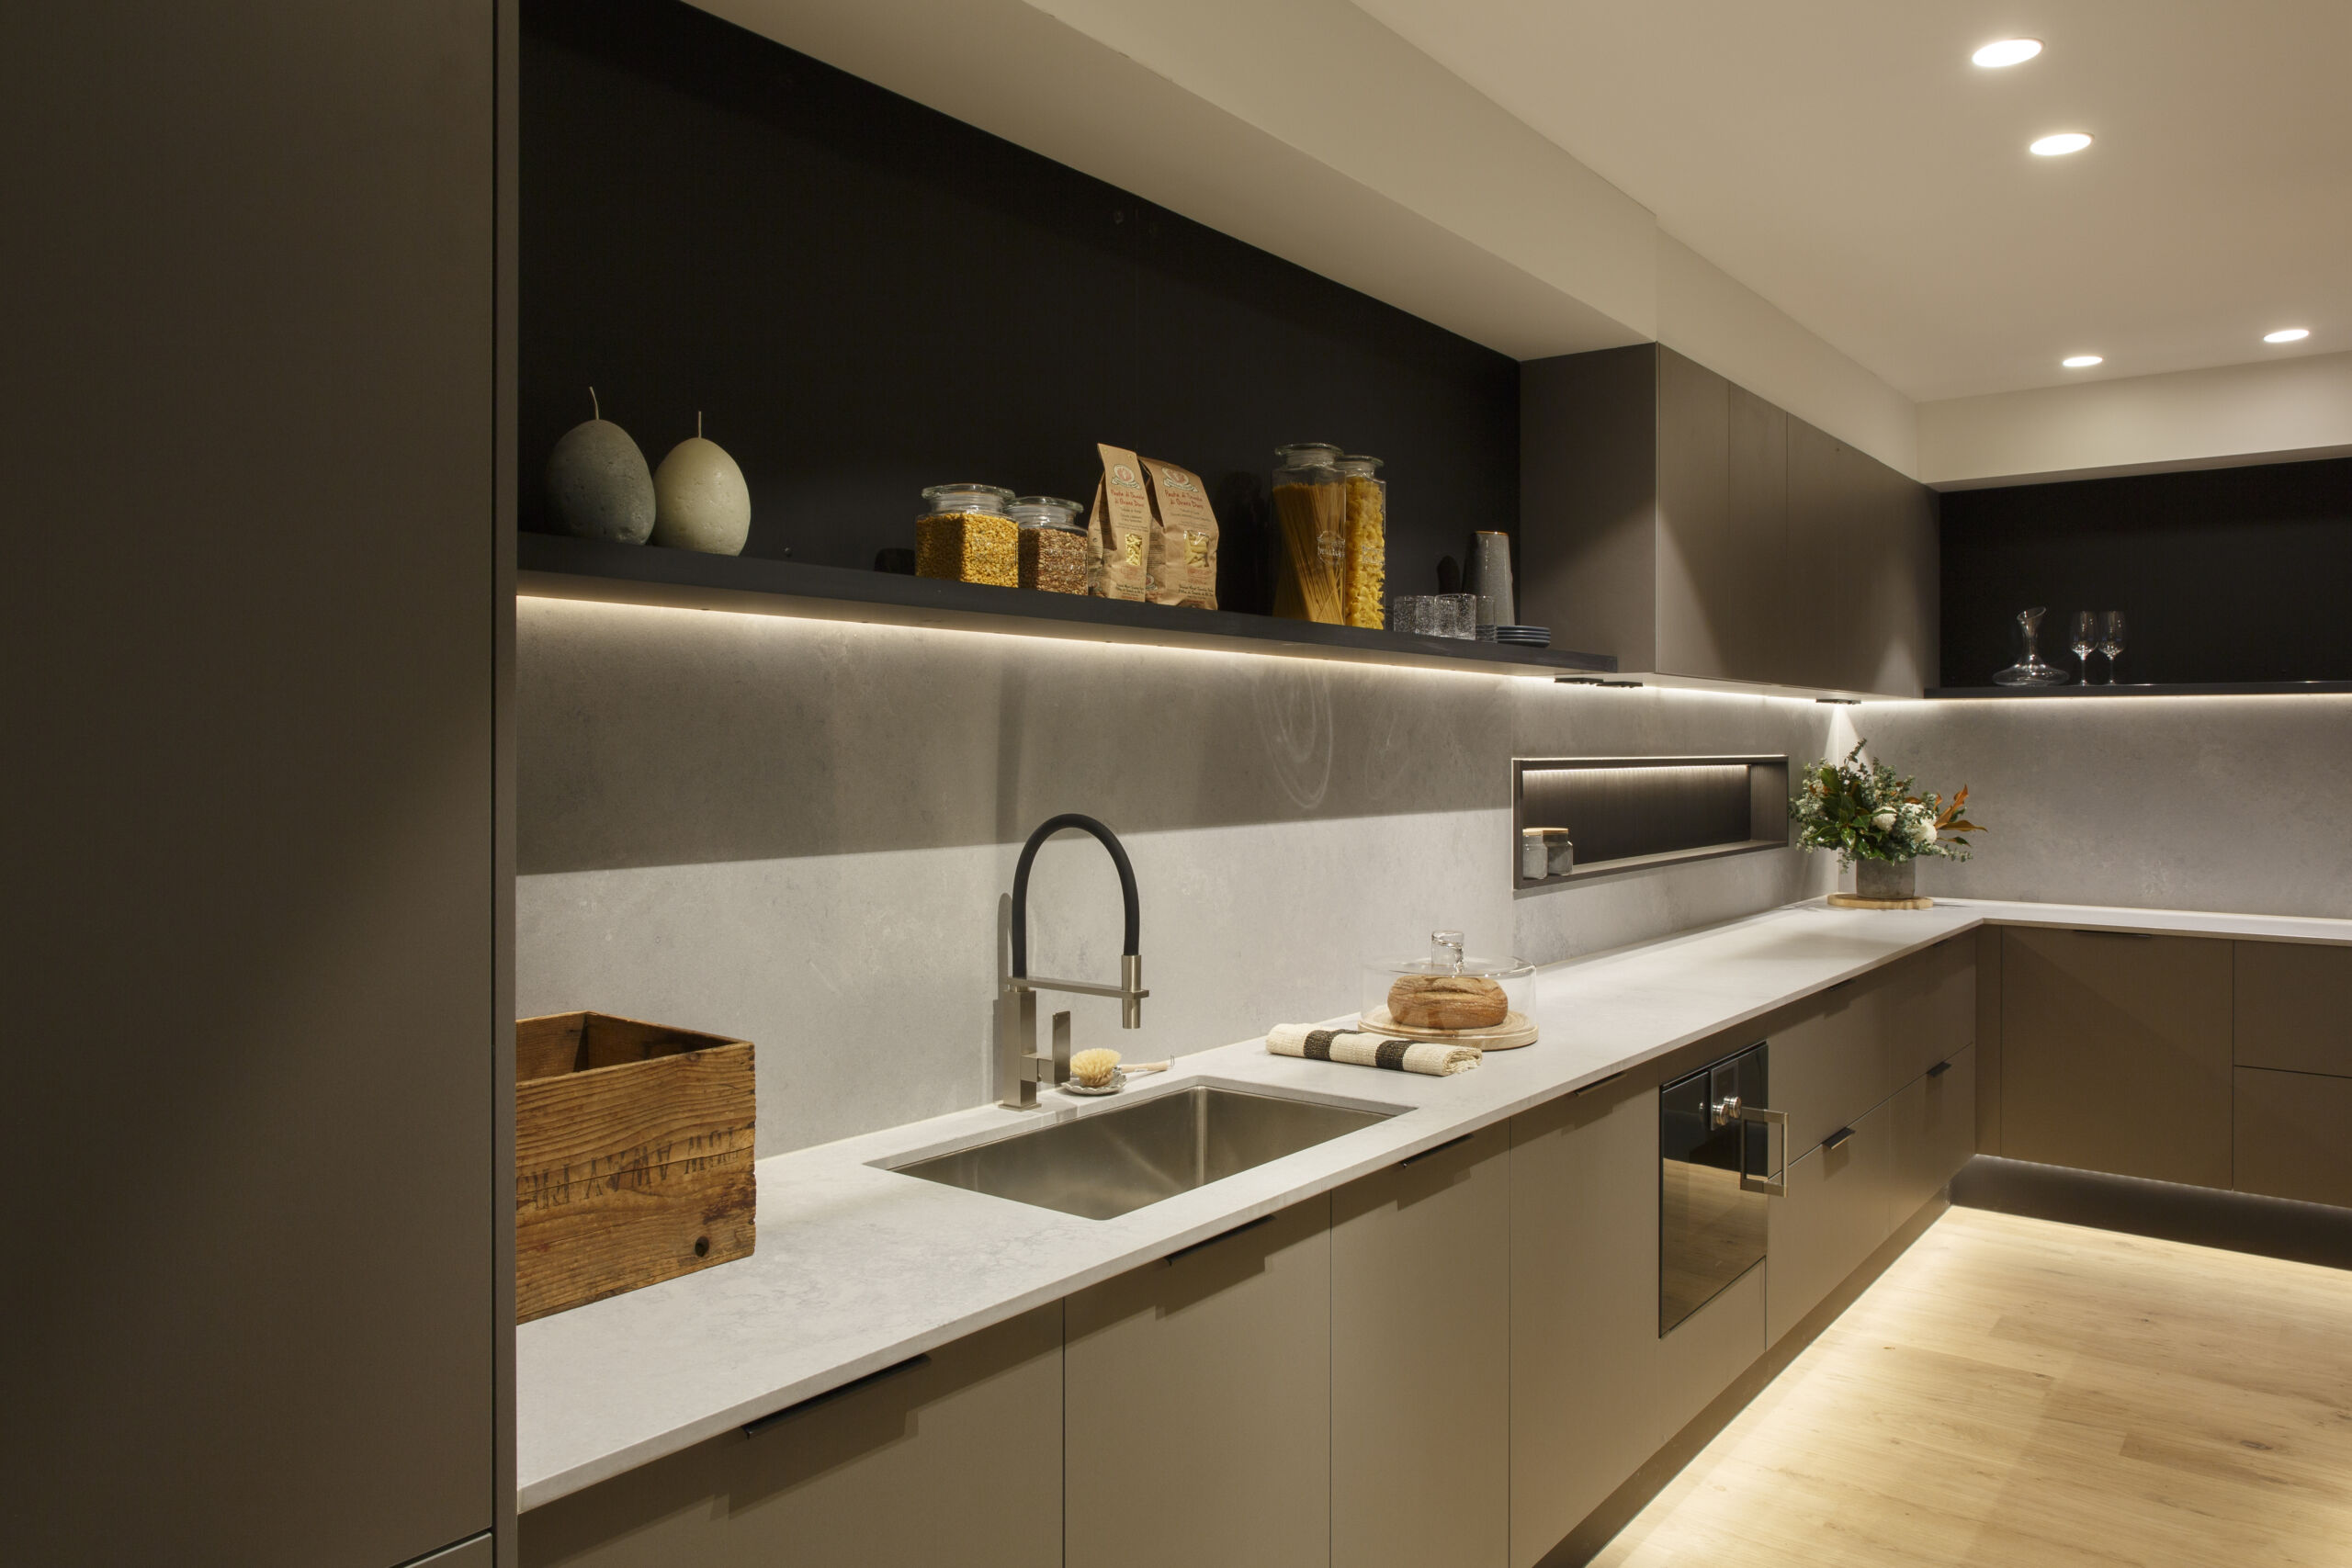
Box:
[515, 897, 2351, 1509]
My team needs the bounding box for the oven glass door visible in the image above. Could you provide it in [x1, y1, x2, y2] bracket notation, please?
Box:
[1659, 1043, 1770, 1334]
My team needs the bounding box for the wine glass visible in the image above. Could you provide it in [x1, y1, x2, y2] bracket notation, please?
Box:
[2069, 611, 2098, 684]
[2099, 611, 2127, 683]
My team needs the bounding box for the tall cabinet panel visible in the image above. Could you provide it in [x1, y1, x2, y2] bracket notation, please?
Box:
[1, 4, 503, 1565]
[1656, 353, 1791, 682]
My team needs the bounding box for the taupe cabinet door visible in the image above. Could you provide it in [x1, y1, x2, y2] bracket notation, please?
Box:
[518, 1306, 1063, 1568]
[1066, 1199, 1332, 1568]
[2233, 1068, 2352, 1208]
[1333, 1124, 1510, 1568]
[2235, 942, 2352, 1077]
[2001, 930, 2233, 1187]
[1771, 975, 1886, 1157]
[1508, 1079, 1659, 1568]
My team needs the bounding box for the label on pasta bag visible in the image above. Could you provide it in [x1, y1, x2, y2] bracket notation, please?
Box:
[1140, 456, 1219, 609]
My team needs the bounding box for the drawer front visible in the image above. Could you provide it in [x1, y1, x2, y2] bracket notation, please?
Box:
[2233, 1067, 2352, 1209]
[1771, 976, 1885, 1156]
[2235, 942, 2352, 1078]
[1764, 1101, 1888, 1346]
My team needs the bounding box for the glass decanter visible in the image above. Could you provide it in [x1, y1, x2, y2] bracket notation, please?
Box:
[1992, 606, 2071, 686]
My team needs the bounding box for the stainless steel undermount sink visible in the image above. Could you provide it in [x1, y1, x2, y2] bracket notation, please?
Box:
[884, 1081, 1404, 1220]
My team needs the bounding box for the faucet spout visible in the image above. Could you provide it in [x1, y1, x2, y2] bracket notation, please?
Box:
[1010, 812, 1139, 985]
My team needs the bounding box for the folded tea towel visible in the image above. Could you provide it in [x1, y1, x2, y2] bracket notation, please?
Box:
[1266, 1023, 1479, 1077]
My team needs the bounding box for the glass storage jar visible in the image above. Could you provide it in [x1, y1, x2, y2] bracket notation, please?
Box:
[1335, 454, 1385, 629]
[1359, 929, 1537, 1048]
[1272, 443, 1346, 624]
[1008, 494, 1088, 594]
[916, 483, 1017, 587]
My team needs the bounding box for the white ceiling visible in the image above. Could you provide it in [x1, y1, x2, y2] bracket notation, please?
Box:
[1348, 0, 2352, 402]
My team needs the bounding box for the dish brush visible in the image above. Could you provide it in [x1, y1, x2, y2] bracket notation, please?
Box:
[1069, 1048, 1123, 1089]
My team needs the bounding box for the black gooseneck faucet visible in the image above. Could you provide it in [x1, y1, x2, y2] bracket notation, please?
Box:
[996, 813, 1148, 1108]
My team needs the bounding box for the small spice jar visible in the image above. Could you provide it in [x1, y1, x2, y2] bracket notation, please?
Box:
[916, 484, 1017, 587]
[1007, 495, 1089, 594]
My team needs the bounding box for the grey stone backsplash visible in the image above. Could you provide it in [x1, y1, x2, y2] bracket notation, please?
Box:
[514, 597, 2349, 1155]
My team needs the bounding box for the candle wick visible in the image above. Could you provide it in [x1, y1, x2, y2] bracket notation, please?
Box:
[589, 386, 600, 422]
[696, 411, 704, 439]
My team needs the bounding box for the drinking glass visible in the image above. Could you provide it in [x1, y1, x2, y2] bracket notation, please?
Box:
[2069, 611, 2098, 684]
[2099, 611, 2127, 682]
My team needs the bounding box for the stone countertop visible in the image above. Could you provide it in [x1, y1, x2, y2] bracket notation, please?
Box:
[514, 897, 2351, 1509]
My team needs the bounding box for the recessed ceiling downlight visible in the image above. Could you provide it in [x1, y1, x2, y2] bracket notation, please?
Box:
[1972, 39, 2042, 68]
[2264, 328, 2311, 344]
[2030, 132, 2094, 156]
[2062, 355, 2103, 368]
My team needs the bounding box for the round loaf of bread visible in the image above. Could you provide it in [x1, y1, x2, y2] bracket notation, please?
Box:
[1387, 973, 1508, 1031]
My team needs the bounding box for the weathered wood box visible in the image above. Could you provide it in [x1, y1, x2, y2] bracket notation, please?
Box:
[515, 1011, 756, 1323]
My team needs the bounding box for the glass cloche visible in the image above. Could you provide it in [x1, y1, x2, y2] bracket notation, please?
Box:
[1360, 930, 1537, 1049]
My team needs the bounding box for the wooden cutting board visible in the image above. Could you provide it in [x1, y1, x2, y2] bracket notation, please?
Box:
[1361, 1006, 1539, 1050]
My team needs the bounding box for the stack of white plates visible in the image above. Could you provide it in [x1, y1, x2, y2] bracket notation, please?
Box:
[1496, 625, 1550, 648]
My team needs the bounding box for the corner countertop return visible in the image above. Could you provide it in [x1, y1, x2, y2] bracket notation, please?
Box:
[515, 897, 2352, 1510]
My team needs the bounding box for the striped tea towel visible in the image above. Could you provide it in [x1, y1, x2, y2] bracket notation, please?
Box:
[1266, 1023, 1479, 1077]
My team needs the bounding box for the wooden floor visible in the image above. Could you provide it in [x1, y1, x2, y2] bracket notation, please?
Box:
[1591, 1205, 2352, 1568]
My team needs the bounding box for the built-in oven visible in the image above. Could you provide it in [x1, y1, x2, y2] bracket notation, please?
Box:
[1659, 1041, 1787, 1335]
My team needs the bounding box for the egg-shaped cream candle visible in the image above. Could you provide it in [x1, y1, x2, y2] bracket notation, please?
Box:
[650, 413, 752, 555]
[544, 388, 655, 544]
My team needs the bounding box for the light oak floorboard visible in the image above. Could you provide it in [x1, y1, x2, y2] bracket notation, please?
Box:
[1590, 1206, 2352, 1568]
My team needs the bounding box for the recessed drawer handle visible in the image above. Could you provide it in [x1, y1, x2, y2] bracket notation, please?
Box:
[1399, 1133, 1475, 1168]
[741, 1353, 933, 1438]
[1822, 1126, 1856, 1151]
[1164, 1213, 1272, 1265]
[1928, 1059, 1953, 1078]
[2075, 929, 2155, 939]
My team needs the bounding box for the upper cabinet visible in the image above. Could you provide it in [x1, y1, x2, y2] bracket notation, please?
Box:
[1520, 344, 1938, 696]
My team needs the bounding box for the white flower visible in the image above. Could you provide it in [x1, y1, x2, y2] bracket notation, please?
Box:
[1871, 809, 1896, 831]
[1907, 816, 1938, 844]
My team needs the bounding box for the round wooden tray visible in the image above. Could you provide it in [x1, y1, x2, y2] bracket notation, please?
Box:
[1362, 1006, 1539, 1051]
[1827, 892, 1934, 910]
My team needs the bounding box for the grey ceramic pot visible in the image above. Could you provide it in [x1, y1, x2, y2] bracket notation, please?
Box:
[1856, 858, 1917, 899]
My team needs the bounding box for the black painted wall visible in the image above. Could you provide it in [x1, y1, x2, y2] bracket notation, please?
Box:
[1939, 457, 2352, 686]
[521, 0, 1518, 614]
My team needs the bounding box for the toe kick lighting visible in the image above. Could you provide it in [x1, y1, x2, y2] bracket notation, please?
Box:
[2030, 131, 2094, 156]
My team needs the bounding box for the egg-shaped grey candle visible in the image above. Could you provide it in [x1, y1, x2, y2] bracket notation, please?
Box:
[544, 389, 655, 544]
[650, 413, 751, 555]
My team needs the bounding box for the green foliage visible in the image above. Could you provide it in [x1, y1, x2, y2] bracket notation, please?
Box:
[1789, 740, 1985, 867]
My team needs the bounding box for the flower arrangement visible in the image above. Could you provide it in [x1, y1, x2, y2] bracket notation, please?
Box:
[1791, 741, 1984, 866]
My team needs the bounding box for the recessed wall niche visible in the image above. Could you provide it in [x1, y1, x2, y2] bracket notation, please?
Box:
[1512, 756, 1791, 888]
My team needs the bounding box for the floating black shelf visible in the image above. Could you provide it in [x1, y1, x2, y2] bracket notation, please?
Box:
[515, 534, 1618, 679]
[1924, 682, 2352, 699]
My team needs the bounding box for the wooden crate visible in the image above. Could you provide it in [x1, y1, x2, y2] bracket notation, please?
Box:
[515, 1011, 756, 1323]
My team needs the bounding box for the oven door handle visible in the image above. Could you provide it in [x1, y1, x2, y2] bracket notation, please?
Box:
[1736, 1104, 1789, 1197]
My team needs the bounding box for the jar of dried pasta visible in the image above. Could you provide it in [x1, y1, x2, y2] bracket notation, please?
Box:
[1335, 454, 1385, 629]
[916, 484, 1018, 587]
[1008, 495, 1089, 594]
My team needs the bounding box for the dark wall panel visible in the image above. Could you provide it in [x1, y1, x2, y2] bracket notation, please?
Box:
[521, 0, 1518, 612]
[1939, 457, 2352, 686]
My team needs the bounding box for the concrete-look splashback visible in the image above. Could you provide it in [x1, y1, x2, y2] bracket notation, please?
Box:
[515, 597, 1849, 1153]
[1860, 695, 2352, 919]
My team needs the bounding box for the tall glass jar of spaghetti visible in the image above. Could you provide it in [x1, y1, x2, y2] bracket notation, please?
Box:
[1272, 443, 1345, 624]
[1334, 453, 1385, 629]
